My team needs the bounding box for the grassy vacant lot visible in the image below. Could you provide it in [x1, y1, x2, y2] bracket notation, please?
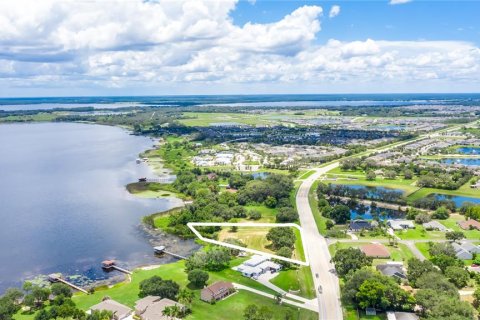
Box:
[329, 242, 414, 265]
[15, 259, 317, 320]
[395, 224, 445, 240]
[325, 174, 419, 196]
[178, 110, 338, 127]
[218, 226, 275, 255]
[270, 266, 316, 299]
[217, 226, 306, 264]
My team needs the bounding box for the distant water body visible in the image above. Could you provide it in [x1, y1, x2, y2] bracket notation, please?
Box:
[1, 93, 480, 110]
[0, 123, 197, 292]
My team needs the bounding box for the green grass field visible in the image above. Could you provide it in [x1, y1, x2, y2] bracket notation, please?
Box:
[178, 110, 338, 127]
[16, 259, 317, 320]
[407, 183, 480, 201]
[298, 170, 315, 180]
[395, 225, 446, 240]
[308, 180, 329, 235]
[270, 267, 316, 299]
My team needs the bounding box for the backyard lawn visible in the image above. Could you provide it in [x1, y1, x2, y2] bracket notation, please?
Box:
[395, 225, 445, 240]
[16, 259, 318, 320]
[440, 214, 480, 240]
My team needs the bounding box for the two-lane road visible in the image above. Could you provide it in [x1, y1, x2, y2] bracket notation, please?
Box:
[296, 162, 342, 320]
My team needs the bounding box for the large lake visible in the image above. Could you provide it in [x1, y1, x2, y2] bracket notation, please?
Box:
[0, 123, 196, 292]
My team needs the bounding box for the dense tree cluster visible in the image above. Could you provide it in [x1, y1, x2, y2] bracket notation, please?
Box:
[416, 170, 472, 190]
[139, 276, 180, 300]
[185, 247, 231, 272]
[317, 182, 406, 205]
[331, 248, 373, 277]
[406, 258, 474, 319]
[266, 227, 296, 257]
[342, 269, 414, 312]
[166, 171, 297, 238]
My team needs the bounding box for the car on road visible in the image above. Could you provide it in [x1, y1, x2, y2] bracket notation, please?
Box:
[315, 273, 319, 278]
[318, 285, 323, 294]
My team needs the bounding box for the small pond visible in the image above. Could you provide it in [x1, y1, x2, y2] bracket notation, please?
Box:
[442, 158, 480, 166]
[433, 194, 480, 208]
[330, 184, 405, 201]
[350, 206, 405, 220]
[456, 147, 480, 155]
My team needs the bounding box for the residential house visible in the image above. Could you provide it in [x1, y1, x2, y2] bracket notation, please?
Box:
[387, 220, 415, 230]
[360, 243, 390, 258]
[376, 262, 407, 280]
[88, 299, 132, 320]
[200, 281, 234, 303]
[422, 221, 450, 232]
[349, 220, 372, 232]
[235, 255, 282, 278]
[386, 312, 419, 320]
[458, 219, 480, 230]
[135, 296, 185, 320]
[452, 242, 480, 260]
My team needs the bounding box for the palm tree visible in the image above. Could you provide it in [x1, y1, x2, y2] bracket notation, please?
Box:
[162, 306, 174, 320]
[177, 289, 194, 307]
[170, 305, 181, 318]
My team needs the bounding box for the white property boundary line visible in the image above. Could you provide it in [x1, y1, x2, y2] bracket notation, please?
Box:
[187, 222, 310, 266]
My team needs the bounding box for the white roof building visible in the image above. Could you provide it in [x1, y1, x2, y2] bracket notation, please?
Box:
[387, 220, 415, 230]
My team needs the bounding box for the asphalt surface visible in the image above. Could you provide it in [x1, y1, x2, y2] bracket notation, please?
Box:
[296, 162, 343, 320]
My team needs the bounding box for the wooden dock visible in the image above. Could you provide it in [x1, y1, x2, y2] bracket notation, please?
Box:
[101, 260, 132, 275]
[153, 246, 186, 260]
[48, 273, 89, 294]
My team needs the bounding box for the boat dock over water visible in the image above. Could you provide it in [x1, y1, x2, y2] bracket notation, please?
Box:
[48, 273, 89, 294]
[153, 246, 186, 260]
[101, 260, 132, 275]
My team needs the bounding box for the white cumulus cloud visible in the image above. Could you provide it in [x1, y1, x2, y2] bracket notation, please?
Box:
[329, 5, 341, 18]
[0, 0, 478, 95]
[389, 0, 412, 5]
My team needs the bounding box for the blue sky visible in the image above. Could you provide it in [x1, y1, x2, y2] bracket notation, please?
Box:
[0, 0, 479, 96]
[233, 0, 480, 44]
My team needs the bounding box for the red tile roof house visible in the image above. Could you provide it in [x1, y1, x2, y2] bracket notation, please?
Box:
[458, 219, 480, 230]
[360, 243, 391, 258]
[200, 281, 235, 303]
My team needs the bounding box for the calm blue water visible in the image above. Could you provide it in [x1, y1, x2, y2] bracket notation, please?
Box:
[350, 207, 404, 220]
[442, 158, 480, 166]
[434, 194, 480, 207]
[0, 123, 196, 292]
[331, 184, 405, 198]
[457, 147, 480, 155]
[1, 93, 480, 110]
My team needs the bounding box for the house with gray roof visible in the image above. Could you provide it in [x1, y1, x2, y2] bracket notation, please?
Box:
[135, 296, 185, 320]
[452, 242, 480, 260]
[349, 220, 372, 232]
[387, 220, 415, 230]
[89, 299, 132, 320]
[422, 220, 450, 232]
[387, 312, 419, 320]
[376, 262, 406, 280]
